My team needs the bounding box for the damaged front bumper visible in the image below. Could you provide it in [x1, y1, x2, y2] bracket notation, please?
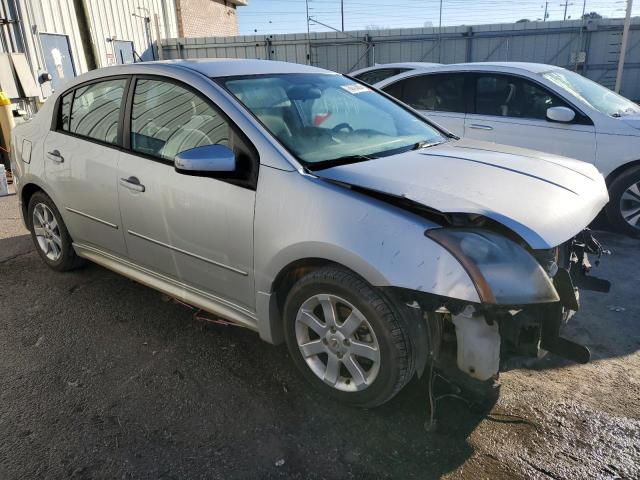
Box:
[393, 229, 611, 382]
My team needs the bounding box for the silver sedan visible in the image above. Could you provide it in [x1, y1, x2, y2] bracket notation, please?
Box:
[10, 59, 609, 406]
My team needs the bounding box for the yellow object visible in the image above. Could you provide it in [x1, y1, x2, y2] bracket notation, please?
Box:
[0, 91, 10, 106]
[0, 91, 15, 156]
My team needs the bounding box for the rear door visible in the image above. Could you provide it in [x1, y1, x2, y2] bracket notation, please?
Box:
[464, 73, 596, 162]
[116, 76, 258, 311]
[382, 72, 467, 136]
[43, 77, 129, 256]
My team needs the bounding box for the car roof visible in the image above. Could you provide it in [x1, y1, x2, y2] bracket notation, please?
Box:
[373, 62, 566, 87]
[350, 62, 441, 75]
[445, 62, 564, 73]
[92, 58, 334, 78]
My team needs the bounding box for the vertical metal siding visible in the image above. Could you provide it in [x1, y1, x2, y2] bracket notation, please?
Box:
[161, 18, 640, 100]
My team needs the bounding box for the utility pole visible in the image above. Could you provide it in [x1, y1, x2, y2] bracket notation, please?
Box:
[560, 1, 574, 20]
[438, 0, 443, 62]
[305, 0, 311, 65]
[615, 0, 634, 93]
[543, 2, 549, 21]
[341, 0, 344, 32]
[574, 0, 587, 71]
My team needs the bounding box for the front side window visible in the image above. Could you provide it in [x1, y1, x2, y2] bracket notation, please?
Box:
[474, 74, 567, 120]
[542, 69, 640, 117]
[130, 79, 232, 161]
[384, 73, 465, 113]
[220, 73, 445, 167]
[68, 79, 127, 144]
[354, 68, 410, 85]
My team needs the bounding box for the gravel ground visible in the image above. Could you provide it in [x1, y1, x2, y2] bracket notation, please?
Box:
[1, 189, 639, 479]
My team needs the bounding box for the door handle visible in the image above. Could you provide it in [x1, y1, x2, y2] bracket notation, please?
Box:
[119, 176, 146, 193]
[469, 124, 493, 131]
[46, 150, 64, 163]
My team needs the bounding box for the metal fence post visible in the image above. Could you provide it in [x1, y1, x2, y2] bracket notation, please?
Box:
[615, 0, 634, 92]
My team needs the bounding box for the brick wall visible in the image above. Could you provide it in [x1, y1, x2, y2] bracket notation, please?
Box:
[176, 0, 239, 37]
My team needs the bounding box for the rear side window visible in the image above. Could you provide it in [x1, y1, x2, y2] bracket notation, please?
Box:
[68, 79, 127, 144]
[130, 79, 231, 161]
[474, 74, 568, 119]
[354, 68, 410, 85]
[383, 74, 465, 113]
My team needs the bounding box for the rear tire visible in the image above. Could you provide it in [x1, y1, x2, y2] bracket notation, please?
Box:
[606, 166, 640, 238]
[283, 267, 415, 407]
[27, 191, 84, 271]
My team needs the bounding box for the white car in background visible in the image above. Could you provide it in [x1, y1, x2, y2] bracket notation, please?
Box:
[350, 62, 441, 86]
[361, 62, 640, 236]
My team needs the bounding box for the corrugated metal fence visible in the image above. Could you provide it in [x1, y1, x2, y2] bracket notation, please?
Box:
[160, 18, 640, 100]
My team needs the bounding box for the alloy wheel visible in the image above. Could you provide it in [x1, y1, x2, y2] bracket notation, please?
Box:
[32, 203, 63, 261]
[294, 293, 381, 392]
[620, 181, 640, 230]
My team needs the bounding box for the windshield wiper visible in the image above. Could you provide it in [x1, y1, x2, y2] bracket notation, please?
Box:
[412, 140, 444, 150]
[307, 154, 377, 171]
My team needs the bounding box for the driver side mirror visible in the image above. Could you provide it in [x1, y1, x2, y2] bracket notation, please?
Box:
[546, 106, 576, 123]
[174, 144, 236, 175]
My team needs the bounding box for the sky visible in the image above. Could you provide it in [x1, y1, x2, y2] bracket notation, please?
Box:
[238, 0, 639, 35]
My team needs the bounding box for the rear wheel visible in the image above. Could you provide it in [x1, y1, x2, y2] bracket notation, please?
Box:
[28, 191, 84, 271]
[283, 267, 415, 407]
[606, 166, 640, 238]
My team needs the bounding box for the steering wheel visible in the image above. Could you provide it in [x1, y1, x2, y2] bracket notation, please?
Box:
[331, 122, 354, 133]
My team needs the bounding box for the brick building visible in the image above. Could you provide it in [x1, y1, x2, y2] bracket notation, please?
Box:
[176, 0, 248, 37]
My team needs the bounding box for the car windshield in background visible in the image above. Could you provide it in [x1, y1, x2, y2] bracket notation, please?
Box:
[542, 69, 640, 117]
[218, 73, 445, 167]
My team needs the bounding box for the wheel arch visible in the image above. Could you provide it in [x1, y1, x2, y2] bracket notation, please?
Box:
[605, 159, 640, 186]
[256, 252, 386, 345]
[20, 181, 49, 229]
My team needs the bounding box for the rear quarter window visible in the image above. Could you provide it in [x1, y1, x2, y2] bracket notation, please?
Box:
[68, 79, 127, 144]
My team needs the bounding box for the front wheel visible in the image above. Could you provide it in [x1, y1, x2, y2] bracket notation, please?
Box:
[283, 267, 415, 407]
[606, 166, 640, 238]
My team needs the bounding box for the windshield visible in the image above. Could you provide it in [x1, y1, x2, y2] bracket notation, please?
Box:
[218, 73, 445, 167]
[542, 69, 640, 117]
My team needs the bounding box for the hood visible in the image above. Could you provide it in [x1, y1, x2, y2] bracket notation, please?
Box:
[317, 139, 609, 249]
[620, 113, 640, 131]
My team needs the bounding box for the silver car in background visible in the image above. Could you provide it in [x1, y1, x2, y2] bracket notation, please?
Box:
[10, 59, 609, 407]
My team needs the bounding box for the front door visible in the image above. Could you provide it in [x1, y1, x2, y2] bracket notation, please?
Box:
[116, 77, 258, 311]
[464, 73, 596, 162]
[43, 77, 128, 256]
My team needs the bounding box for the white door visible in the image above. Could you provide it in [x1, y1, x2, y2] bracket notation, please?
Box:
[43, 78, 128, 256]
[382, 72, 467, 137]
[116, 77, 258, 311]
[464, 73, 596, 162]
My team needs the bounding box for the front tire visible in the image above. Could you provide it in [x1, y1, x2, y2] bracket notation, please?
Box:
[283, 267, 415, 407]
[606, 166, 640, 238]
[28, 191, 84, 271]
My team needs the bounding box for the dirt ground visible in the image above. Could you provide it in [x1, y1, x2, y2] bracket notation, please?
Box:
[1, 188, 639, 479]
